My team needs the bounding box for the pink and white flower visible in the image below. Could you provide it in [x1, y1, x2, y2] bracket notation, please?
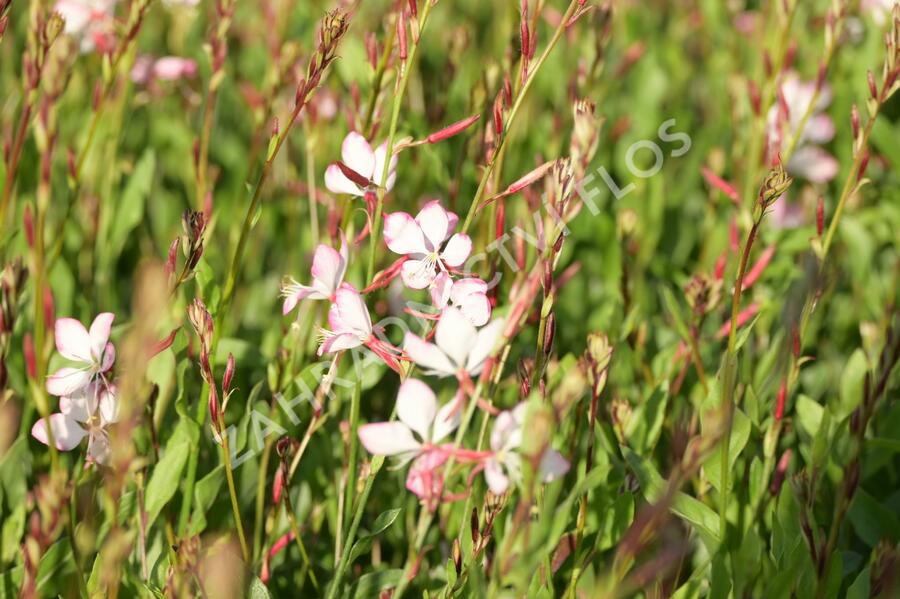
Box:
[403, 307, 503, 379]
[46, 313, 116, 397]
[31, 383, 119, 464]
[357, 378, 460, 499]
[54, 0, 117, 53]
[483, 403, 570, 494]
[132, 56, 198, 84]
[767, 72, 838, 183]
[383, 200, 472, 289]
[317, 284, 402, 371]
[281, 235, 348, 314]
[430, 273, 491, 326]
[324, 132, 398, 197]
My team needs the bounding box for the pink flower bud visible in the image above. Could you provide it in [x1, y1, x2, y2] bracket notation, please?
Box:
[408, 0, 418, 18]
[223, 352, 235, 395]
[24, 334, 36, 380]
[43, 287, 54, 330]
[857, 150, 870, 181]
[701, 166, 740, 205]
[851, 104, 860, 140]
[397, 13, 408, 61]
[867, 70, 878, 99]
[769, 448, 792, 495]
[426, 114, 480, 144]
[816, 197, 824, 237]
[742, 245, 775, 290]
[775, 379, 787, 421]
[23, 204, 34, 249]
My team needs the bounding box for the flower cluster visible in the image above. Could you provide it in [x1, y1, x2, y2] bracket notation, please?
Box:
[278, 131, 569, 505]
[32, 313, 119, 464]
[54, 0, 117, 53]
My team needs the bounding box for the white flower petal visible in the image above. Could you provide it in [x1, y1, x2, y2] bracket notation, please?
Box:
[415, 200, 452, 250]
[466, 318, 504, 375]
[46, 367, 92, 397]
[88, 313, 115, 364]
[55, 318, 92, 362]
[31, 413, 87, 451]
[396, 378, 437, 441]
[400, 259, 437, 290]
[325, 163, 363, 196]
[539, 449, 570, 482]
[484, 459, 510, 494]
[431, 400, 460, 444]
[383, 212, 427, 255]
[403, 332, 455, 376]
[358, 422, 421, 456]
[341, 132, 376, 179]
[435, 307, 477, 370]
[440, 234, 472, 267]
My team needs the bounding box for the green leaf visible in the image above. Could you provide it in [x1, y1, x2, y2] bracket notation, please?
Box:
[144, 419, 198, 528]
[848, 489, 900, 547]
[625, 385, 668, 454]
[349, 569, 404, 599]
[835, 349, 868, 421]
[107, 150, 156, 262]
[248, 576, 272, 599]
[367, 508, 401, 537]
[704, 407, 752, 494]
[624, 448, 720, 551]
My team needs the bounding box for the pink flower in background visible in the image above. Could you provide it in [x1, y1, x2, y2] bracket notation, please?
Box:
[403, 307, 503, 378]
[324, 132, 398, 196]
[383, 200, 472, 289]
[32, 383, 119, 464]
[767, 72, 838, 183]
[46, 313, 116, 396]
[54, 0, 117, 53]
[430, 273, 491, 326]
[862, 0, 896, 24]
[483, 403, 569, 494]
[357, 378, 460, 500]
[769, 196, 806, 229]
[281, 234, 348, 314]
[131, 56, 198, 85]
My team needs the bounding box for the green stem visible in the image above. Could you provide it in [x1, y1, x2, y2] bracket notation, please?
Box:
[366, 1, 435, 283]
[220, 424, 250, 562]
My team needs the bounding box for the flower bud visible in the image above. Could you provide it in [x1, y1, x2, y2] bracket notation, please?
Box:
[452, 538, 462, 576]
[758, 161, 792, 212]
[23, 204, 34, 249]
[24, 334, 36, 380]
[223, 352, 235, 395]
[774, 379, 787, 420]
[425, 114, 480, 144]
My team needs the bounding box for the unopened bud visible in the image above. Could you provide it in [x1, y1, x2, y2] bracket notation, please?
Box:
[857, 151, 870, 181]
[470, 507, 480, 545]
[851, 105, 860, 140]
[397, 14, 408, 61]
[452, 538, 462, 576]
[407, 0, 418, 18]
[223, 352, 235, 394]
[868, 70, 878, 99]
[23, 204, 34, 249]
[24, 334, 36, 379]
[543, 313, 555, 356]
[748, 80, 761, 116]
[426, 114, 480, 144]
[774, 379, 787, 421]
[816, 197, 824, 237]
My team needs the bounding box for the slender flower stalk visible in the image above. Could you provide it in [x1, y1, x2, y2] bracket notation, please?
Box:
[366, 0, 437, 283]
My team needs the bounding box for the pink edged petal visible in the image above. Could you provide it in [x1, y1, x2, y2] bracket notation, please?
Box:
[804, 114, 835, 144]
[539, 450, 570, 482]
[311, 244, 343, 295]
[100, 343, 116, 372]
[396, 378, 437, 441]
[400, 259, 437, 290]
[440, 234, 472, 267]
[54, 317, 92, 362]
[789, 146, 839, 183]
[484, 459, 510, 494]
[449, 277, 488, 301]
[466, 318, 505, 375]
[435, 307, 477, 369]
[357, 422, 421, 456]
[403, 332, 455, 376]
[431, 400, 460, 443]
[458, 292, 491, 327]
[405, 449, 449, 499]
[282, 286, 318, 315]
[325, 164, 363, 196]
[429, 272, 453, 308]
[46, 367, 92, 397]
[98, 386, 119, 424]
[331, 284, 372, 336]
[372, 141, 398, 188]
[318, 333, 363, 356]
[383, 212, 427, 255]
[341, 132, 376, 179]
[415, 200, 452, 249]
[88, 313, 115, 361]
[31, 413, 87, 451]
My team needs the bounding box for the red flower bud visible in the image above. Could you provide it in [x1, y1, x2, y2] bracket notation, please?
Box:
[223, 352, 235, 395]
[775, 378, 787, 421]
[23, 204, 34, 249]
[426, 114, 480, 144]
[816, 197, 824, 237]
[397, 13, 408, 61]
[24, 334, 36, 380]
[857, 151, 870, 181]
[867, 70, 878, 100]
